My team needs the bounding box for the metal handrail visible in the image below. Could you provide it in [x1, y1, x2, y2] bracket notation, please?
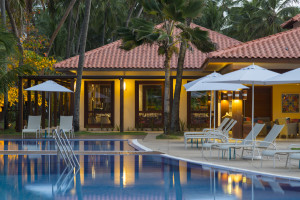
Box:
[60, 129, 80, 168]
[52, 128, 80, 196]
[52, 129, 73, 168]
[52, 129, 80, 169]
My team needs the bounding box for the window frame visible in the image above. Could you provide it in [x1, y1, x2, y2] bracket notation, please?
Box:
[135, 81, 164, 128]
[84, 81, 115, 128]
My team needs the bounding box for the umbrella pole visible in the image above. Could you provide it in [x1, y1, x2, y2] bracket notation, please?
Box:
[252, 83, 255, 160]
[48, 92, 51, 137]
[210, 90, 212, 129]
[214, 91, 216, 131]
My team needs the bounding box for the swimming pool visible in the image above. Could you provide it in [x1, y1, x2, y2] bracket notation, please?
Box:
[0, 139, 138, 151]
[0, 140, 300, 199]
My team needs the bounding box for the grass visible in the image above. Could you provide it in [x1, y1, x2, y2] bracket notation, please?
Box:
[291, 148, 300, 150]
[73, 131, 147, 136]
[0, 129, 147, 136]
[0, 128, 20, 135]
[156, 134, 180, 139]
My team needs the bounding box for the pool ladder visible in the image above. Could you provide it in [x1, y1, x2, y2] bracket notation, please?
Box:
[52, 129, 80, 169]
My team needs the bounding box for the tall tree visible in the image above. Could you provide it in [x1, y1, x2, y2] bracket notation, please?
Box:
[1, 0, 8, 129]
[118, 0, 214, 134]
[170, 20, 215, 133]
[74, 0, 92, 132]
[46, 0, 77, 56]
[224, 0, 300, 41]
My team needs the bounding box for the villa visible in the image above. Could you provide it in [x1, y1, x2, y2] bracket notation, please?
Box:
[17, 17, 300, 140]
[16, 23, 241, 132]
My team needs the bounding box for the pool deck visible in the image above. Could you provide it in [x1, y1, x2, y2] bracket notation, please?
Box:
[138, 133, 300, 179]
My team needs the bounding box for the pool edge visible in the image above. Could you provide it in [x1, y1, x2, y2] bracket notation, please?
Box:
[134, 139, 300, 181]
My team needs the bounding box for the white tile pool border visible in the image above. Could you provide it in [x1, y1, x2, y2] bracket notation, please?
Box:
[131, 139, 152, 151]
[133, 139, 300, 181]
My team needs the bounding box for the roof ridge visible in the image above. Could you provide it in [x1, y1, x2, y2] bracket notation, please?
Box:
[281, 13, 300, 28]
[210, 27, 300, 56]
[54, 22, 241, 69]
[189, 23, 242, 46]
[56, 40, 121, 65]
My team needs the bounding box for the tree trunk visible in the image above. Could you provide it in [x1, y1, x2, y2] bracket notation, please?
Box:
[125, 2, 136, 27]
[46, 0, 77, 56]
[163, 49, 171, 135]
[170, 41, 187, 133]
[71, 4, 80, 56]
[1, 0, 8, 129]
[170, 19, 191, 134]
[65, 8, 73, 59]
[101, 4, 108, 46]
[76, 20, 84, 55]
[136, 7, 143, 18]
[5, 0, 24, 63]
[73, 0, 91, 132]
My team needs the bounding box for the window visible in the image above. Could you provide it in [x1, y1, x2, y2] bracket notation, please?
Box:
[84, 81, 114, 128]
[187, 91, 210, 128]
[135, 81, 164, 128]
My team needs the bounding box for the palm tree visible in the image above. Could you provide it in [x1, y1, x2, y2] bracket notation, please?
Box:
[170, 18, 216, 133]
[118, 0, 214, 134]
[194, 0, 226, 32]
[1, 0, 8, 129]
[73, 0, 92, 132]
[46, 0, 77, 56]
[224, 0, 300, 41]
[0, 27, 34, 101]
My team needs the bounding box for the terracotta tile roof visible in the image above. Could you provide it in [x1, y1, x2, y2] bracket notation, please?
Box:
[208, 27, 300, 60]
[54, 23, 241, 70]
[281, 14, 300, 29]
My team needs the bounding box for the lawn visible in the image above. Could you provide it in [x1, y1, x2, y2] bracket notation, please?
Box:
[156, 133, 182, 139]
[76, 131, 147, 136]
[0, 129, 147, 136]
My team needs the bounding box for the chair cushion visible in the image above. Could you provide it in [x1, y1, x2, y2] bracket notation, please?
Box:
[22, 129, 38, 133]
[290, 153, 300, 160]
[261, 150, 276, 157]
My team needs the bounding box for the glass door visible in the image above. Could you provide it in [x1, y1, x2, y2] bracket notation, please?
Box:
[84, 81, 114, 128]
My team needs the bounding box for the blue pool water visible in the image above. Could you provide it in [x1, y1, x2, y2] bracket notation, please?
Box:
[1, 153, 300, 200]
[0, 139, 138, 151]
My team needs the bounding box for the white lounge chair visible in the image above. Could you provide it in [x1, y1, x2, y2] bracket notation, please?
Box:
[241, 124, 284, 160]
[261, 144, 300, 168]
[22, 115, 41, 139]
[184, 118, 231, 137]
[206, 123, 265, 159]
[58, 116, 74, 138]
[184, 120, 237, 149]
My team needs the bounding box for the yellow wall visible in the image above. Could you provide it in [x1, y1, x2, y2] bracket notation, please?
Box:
[272, 84, 300, 120]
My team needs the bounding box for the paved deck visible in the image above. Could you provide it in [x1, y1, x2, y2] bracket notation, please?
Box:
[138, 133, 300, 179]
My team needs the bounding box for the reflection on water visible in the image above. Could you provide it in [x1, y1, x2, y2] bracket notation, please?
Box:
[0, 140, 137, 151]
[0, 155, 299, 199]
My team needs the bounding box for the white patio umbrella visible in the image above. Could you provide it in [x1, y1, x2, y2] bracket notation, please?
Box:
[264, 68, 300, 85]
[207, 64, 279, 145]
[25, 80, 73, 137]
[184, 72, 248, 131]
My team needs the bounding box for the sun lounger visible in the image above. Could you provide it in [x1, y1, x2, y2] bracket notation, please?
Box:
[184, 120, 237, 149]
[204, 123, 265, 159]
[195, 118, 230, 133]
[22, 115, 42, 139]
[261, 144, 300, 168]
[241, 124, 284, 160]
[184, 118, 231, 137]
[58, 116, 74, 138]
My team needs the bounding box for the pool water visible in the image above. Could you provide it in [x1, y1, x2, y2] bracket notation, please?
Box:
[0, 154, 300, 200]
[0, 139, 138, 151]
